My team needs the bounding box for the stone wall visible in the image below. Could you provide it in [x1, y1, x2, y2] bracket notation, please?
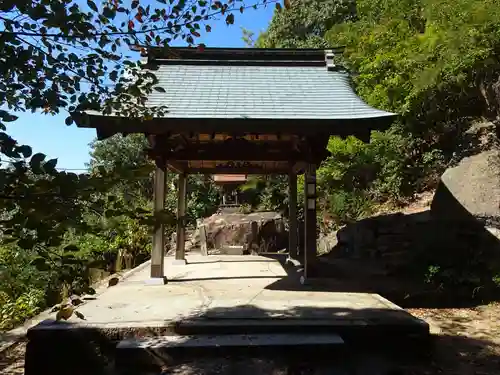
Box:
[318, 211, 433, 265]
[320, 121, 500, 270]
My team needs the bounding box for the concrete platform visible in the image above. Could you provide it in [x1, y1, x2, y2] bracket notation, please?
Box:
[29, 255, 425, 330]
[25, 254, 429, 375]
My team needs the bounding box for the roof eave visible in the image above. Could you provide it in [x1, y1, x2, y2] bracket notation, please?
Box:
[74, 112, 397, 141]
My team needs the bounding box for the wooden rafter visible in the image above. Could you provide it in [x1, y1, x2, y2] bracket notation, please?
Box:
[148, 133, 329, 175]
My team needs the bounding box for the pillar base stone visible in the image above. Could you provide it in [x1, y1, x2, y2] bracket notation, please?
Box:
[145, 276, 167, 285]
[172, 258, 188, 266]
[299, 275, 307, 285]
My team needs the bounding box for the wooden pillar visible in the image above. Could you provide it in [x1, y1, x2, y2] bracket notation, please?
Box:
[302, 164, 317, 283]
[174, 172, 188, 265]
[287, 171, 299, 264]
[149, 166, 167, 284]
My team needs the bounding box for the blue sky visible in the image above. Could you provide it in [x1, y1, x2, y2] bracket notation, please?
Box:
[6, 4, 275, 170]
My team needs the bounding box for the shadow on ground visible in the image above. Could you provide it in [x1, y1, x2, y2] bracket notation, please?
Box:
[296, 181, 500, 309]
[23, 302, 500, 375]
[20, 175, 500, 374]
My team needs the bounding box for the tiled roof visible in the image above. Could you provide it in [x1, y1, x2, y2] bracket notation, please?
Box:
[213, 174, 247, 183]
[146, 64, 394, 120]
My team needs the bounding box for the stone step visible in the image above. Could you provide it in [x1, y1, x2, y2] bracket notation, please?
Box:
[115, 333, 344, 373]
[172, 318, 429, 341]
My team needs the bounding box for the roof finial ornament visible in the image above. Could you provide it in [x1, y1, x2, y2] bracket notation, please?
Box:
[325, 50, 339, 72]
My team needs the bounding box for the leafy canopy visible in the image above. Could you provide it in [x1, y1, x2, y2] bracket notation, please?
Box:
[259, 0, 355, 48]
[0, 0, 282, 324]
[327, 0, 500, 124]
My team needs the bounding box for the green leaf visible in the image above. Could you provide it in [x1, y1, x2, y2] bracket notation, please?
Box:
[64, 244, 80, 252]
[226, 14, 235, 25]
[65, 116, 73, 126]
[103, 6, 116, 19]
[74, 310, 86, 320]
[153, 86, 166, 93]
[32, 257, 51, 271]
[0, 112, 18, 122]
[87, 0, 98, 12]
[30, 153, 46, 171]
[44, 158, 58, 173]
[18, 238, 36, 250]
[18, 145, 32, 158]
[104, 209, 115, 218]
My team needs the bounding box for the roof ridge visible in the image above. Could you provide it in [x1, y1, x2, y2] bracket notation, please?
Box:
[133, 46, 345, 64]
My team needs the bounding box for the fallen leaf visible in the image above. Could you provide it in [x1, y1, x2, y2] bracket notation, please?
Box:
[74, 310, 86, 320]
[108, 276, 120, 287]
[56, 305, 74, 321]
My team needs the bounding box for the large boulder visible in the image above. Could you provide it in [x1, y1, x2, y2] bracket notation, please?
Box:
[167, 228, 199, 255]
[202, 211, 287, 254]
[321, 210, 432, 263]
[431, 149, 500, 226]
[168, 211, 288, 255]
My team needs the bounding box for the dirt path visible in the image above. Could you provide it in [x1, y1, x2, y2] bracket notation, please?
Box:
[408, 303, 500, 374]
[0, 341, 25, 375]
[2, 304, 500, 375]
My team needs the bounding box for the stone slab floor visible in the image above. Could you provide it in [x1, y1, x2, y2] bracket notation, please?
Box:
[7, 254, 432, 375]
[66, 254, 423, 328]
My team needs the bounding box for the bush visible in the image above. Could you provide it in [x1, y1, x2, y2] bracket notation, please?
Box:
[412, 222, 500, 301]
[0, 289, 45, 331]
[327, 190, 374, 224]
[0, 246, 51, 331]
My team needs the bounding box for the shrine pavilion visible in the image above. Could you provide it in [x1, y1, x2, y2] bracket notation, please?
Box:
[213, 174, 247, 206]
[74, 47, 395, 284]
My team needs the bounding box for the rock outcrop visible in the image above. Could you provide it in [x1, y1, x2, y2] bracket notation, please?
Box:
[319, 121, 500, 282]
[432, 149, 500, 226]
[168, 211, 288, 255]
[319, 211, 432, 265]
[202, 211, 287, 254]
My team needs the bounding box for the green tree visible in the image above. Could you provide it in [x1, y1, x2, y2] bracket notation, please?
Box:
[89, 133, 220, 225]
[0, 0, 277, 327]
[327, 0, 500, 124]
[259, 0, 356, 48]
[89, 133, 153, 199]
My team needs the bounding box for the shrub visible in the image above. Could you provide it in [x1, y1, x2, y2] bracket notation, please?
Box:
[0, 289, 45, 331]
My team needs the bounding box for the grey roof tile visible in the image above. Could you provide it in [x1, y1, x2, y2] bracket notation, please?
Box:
[145, 64, 395, 120]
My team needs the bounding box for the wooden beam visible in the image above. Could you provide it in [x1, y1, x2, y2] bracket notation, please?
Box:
[175, 173, 187, 265]
[149, 167, 167, 284]
[291, 162, 307, 174]
[167, 160, 186, 173]
[302, 164, 318, 283]
[87, 117, 384, 139]
[163, 141, 308, 162]
[288, 171, 298, 261]
[184, 167, 291, 175]
[171, 151, 303, 162]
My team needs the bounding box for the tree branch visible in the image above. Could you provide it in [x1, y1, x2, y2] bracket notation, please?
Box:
[0, 1, 276, 40]
[16, 36, 110, 97]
